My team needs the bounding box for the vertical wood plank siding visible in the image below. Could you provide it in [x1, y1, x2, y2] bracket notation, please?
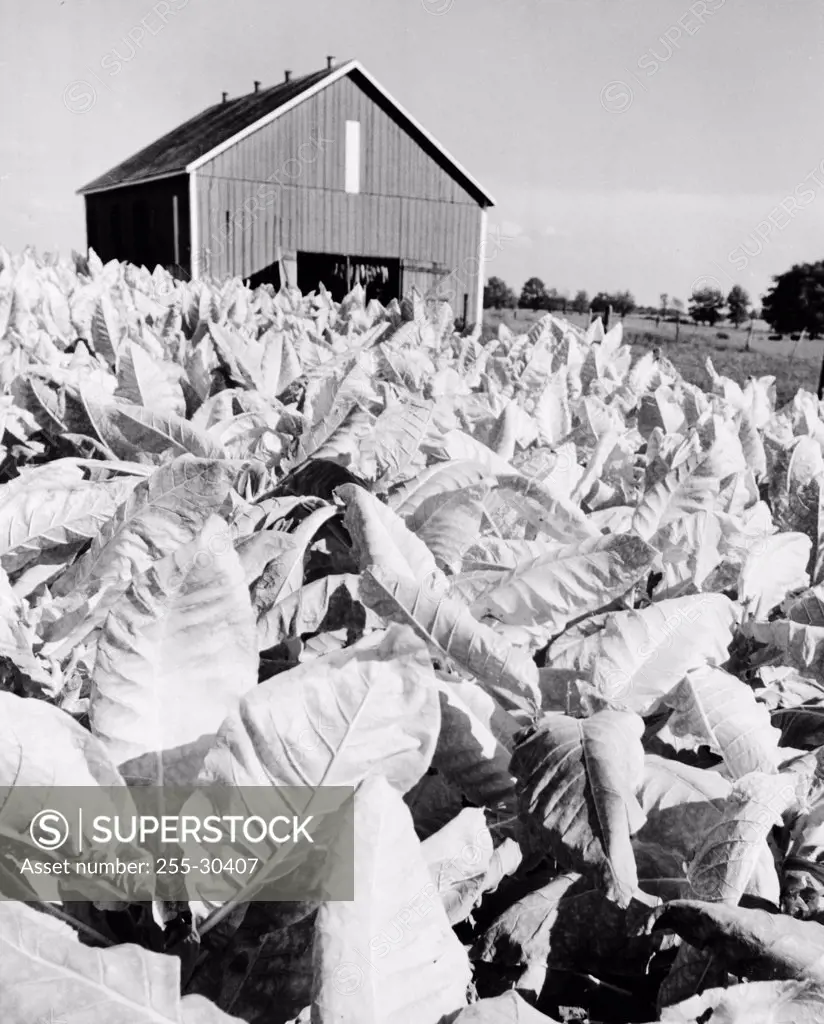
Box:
[195, 75, 484, 316]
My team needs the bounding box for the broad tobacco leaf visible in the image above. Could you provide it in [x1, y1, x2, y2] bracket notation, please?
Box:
[363, 393, 434, 483]
[475, 871, 667, 995]
[405, 771, 466, 841]
[0, 902, 244, 1023]
[388, 459, 489, 521]
[256, 573, 380, 654]
[115, 340, 187, 419]
[43, 456, 236, 658]
[772, 701, 824, 750]
[0, 473, 137, 575]
[184, 903, 316, 1024]
[632, 447, 720, 542]
[634, 756, 781, 902]
[431, 677, 517, 818]
[79, 390, 226, 462]
[199, 624, 440, 794]
[686, 772, 794, 905]
[470, 533, 657, 631]
[663, 666, 782, 778]
[410, 482, 491, 574]
[653, 898, 824, 986]
[360, 563, 541, 717]
[420, 807, 521, 925]
[250, 506, 339, 620]
[445, 992, 560, 1024]
[311, 773, 472, 1024]
[0, 567, 53, 687]
[780, 771, 824, 919]
[739, 531, 812, 620]
[636, 755, 731, 850]
[549, 594, 738, 714]
[660, 980, 824, 1024]
[511, 709, 650, 907]
[0, 690, 123, 786]
[91, 515, 259, 779]
[487, 472, 600, 544]
[51, 455, 234, 600]
[336, 481, 439, 582]
[654, 770, 795, 1007]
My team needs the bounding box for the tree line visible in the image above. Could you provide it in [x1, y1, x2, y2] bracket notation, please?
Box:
[484, 277, 754, 327]
[485, 262, 824, 338]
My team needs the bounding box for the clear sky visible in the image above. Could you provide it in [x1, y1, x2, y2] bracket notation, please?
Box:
[1, 0, 823, 306]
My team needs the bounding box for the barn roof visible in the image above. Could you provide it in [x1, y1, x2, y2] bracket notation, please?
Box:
[77, 60, 495, 207]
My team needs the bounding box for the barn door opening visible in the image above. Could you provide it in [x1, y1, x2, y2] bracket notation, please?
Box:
[297, 252, 400, 304]
[246, 260, 282, 292]
[132, 199, 149, 268]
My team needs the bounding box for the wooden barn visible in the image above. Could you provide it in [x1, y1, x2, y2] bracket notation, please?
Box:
[78, 58, 496, 325]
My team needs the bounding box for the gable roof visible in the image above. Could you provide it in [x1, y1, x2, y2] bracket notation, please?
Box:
[77, 60, 495, 206]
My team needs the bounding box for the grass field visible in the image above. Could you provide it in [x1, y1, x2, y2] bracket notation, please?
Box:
[482, 308, 820, 408]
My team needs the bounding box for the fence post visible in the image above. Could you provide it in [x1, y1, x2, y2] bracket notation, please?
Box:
[789, 328, 807, 379]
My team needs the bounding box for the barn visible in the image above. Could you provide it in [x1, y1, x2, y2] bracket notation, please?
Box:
[77, 58, 496, 325]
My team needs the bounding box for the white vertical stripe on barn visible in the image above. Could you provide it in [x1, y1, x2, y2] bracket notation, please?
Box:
[475, 207, 487, 328]
[189, 170, 200, 280]
[345, 120, 361, 194]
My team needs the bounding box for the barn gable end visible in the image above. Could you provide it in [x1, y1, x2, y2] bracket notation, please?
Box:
[79, 61, 493, 324]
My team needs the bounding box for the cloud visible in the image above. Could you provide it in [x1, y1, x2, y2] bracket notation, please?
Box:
[494, 220, 533, 247]
[499, 219, 523, 237]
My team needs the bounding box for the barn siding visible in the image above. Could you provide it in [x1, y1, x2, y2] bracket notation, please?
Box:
[84, 176, 189, 274]
[199, 76, 476, 204]
[194, 73, 485, 317]
[198, 183, 482, 315]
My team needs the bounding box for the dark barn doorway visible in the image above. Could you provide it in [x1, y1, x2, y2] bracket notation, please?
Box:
[246, 260, 282, 292]
[297, 252, 400, 305]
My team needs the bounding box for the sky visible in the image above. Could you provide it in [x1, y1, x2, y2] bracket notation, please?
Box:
[1, 0, 824, 307]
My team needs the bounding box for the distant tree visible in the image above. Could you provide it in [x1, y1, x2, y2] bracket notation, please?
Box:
[536, 286, 555, 311]
[689, 286, 726, 326]
[572, 289, 589, 314]
[761, 262, 824, 338]
[589, 291, 634, 318]
[546, 287, 565, 311]
[672, 297, 685, 314]
[726, 285, 751, 327]
[660, 293, 669, 316]
[484, 276, 517, 310]
[611, 290, 636, 318]
[519, 277, 550, 310]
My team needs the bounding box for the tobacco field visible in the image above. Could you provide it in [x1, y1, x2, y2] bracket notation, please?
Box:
[2, 246, 824, 1023]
